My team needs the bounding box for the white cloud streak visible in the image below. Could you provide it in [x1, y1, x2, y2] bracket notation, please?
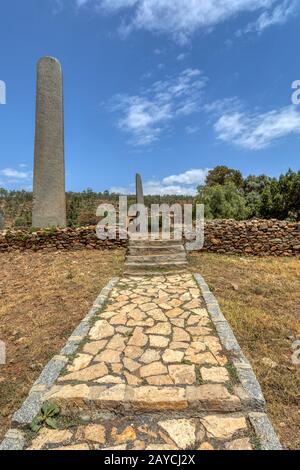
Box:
[110, 69, 207, 146]
[1, 168, 32, 179]
[238, 0, 299, 35]
[75, 0, 298, 42]
[214, 106, 300, 150]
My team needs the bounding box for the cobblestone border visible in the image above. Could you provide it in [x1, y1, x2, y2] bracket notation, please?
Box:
[194, 273, 282, 451]
[0, 277, 120, 451]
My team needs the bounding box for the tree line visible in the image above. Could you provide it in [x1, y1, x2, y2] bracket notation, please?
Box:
[196, 167, 300, 221]
[0, 167, 299, 227]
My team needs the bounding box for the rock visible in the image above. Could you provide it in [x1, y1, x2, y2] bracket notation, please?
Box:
[59, 363, 108, 382]
[96, 375, 124, 384]
[124, 345, 143, 359]
[124, 372, 143, 386]
[128, 327, 148, 347]
[140, 361, 168, 378]
[95, 350, 121, 363]
[200, 366, 229, 383]
[162, 349, 184, 363]
[111, 426, 137, 444]
[140, 349, 161, 364]
[187, 385, 241, 411]
[185, 351, 218, 365]
[132, 386, 187, 410]
[89, 320, 114, 340]
[83, 340, 107, 355]
[201, 415, 247, 439]
[165, 308, 184, 318]
[52, 444, 90, 450]
[198, 442, 214, 450]
[168, 364, 196, 384]
[158, 419, 196, 450]
[149, 335, 169, 348]
[147, 322, 172, 336]
[123, 357, 141, 372]
[106, 334, 126, 351]
[67, 354, 92, 372]
[173, 327, 190, 342]
[80, 424, 106, 444]
[45, 384, 90, 400]
[147, 375, 173, 385]
[225, 438, 252, 450]
[29, 429, 73, 450]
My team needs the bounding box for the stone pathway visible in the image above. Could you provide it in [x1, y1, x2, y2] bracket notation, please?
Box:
[13, 272, 280, 451]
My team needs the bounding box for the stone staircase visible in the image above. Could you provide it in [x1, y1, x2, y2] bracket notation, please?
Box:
[124, 239, 189, 275]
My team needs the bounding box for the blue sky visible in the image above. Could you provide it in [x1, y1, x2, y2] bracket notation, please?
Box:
[0, 0, 299, 195]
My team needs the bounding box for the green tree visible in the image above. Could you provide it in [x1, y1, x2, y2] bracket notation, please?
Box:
[206, 166, 244, 188]
[196, 182, 249, 220]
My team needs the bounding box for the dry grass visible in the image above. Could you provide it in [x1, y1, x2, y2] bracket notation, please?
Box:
[189, 252, 300, 450]
[0, 249, 124, 440]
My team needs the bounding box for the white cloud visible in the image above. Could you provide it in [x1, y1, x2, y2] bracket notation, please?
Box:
[239, 0, 299, 35]
[74, 0, 299, 42]
[110, 68, 207, 146]
[110, 168, 209, 195]
[163, 169, 208, 185]
[1, 168, 32, 179]
[214, 106, 300, 150]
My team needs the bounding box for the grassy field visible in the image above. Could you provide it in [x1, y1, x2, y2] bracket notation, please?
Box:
[189, 253, 300, 450]
[0, 249, 299, 449]
[0, 249, 124, 440]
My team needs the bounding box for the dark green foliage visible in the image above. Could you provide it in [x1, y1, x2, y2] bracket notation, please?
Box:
[30, 402, 60, 433]
[196, 182, 250, 220]
[206, 165, 244, 188]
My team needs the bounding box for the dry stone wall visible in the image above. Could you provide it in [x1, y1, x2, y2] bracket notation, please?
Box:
[0, 220, 299, 256]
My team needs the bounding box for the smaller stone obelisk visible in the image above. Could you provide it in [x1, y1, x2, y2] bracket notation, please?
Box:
[32, 57, 66, 228]
[136, 173, 144, 206]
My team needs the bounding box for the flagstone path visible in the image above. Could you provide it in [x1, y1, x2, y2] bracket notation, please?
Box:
[1, 239, 281, 451]
[18, 271, 278, 450]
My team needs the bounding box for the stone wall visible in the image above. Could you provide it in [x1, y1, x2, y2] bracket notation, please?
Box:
[0, 220, 299, 256]
[202, 219, 300, 256]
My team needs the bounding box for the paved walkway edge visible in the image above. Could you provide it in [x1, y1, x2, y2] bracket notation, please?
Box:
[194, 273, 282, 451]
[0, 277, 120, 451]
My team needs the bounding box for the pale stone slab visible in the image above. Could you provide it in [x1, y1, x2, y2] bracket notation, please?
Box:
[29, 429, 72, 450]
[58, 363, 108, 382]
[140, 361, 168, 378]
[201, 415, 247, 440]
[158, 419, 196, 450]
[201, 366, 229, 383]
[168, 364, 196, 385]
[162, 349, 184, 363]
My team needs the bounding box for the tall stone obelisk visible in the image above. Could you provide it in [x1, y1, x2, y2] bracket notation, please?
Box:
[32, 57, 66, 228]
[136, 173, 144, 206]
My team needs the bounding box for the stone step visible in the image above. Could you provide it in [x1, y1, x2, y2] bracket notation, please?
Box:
[124, 269, 189, 276]
[128, 245, 185, 255]
[124, 261, 188, 269]
[125, 254, 188, 264]
[129, 239, 184, 247]
[44, 384, 243, 415]
[124, 266, 189, 275]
